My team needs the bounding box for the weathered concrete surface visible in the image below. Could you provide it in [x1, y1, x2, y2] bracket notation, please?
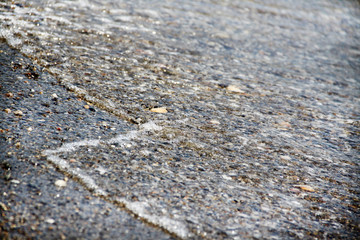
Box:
[1, 0, 360, 239]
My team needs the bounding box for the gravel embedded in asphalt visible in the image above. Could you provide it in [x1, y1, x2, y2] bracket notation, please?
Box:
[0, 41, 175, 239]
[1, 0, 360, 239]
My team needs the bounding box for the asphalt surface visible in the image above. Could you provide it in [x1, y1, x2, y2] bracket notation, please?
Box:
[0, 40, 174, 239]
[1, 0, 360, 239]
[1, 36, 359, 239]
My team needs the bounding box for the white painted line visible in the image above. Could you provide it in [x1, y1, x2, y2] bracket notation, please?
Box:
[46, 155, 107, 196]
[122, 199, 192, 239]
[42, 121, 192, 238]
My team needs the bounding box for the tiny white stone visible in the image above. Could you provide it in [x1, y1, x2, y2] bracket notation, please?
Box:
[45, 218, 55, 224]
[10, 180, 20, 184]
[222, 175, 232, 180]
[209, 119, 220, 124]
[55, 179, 67, 188]
[13, 110, 24, 116]
[96, 166, 107, 175]
[280, 155, 292, 161]
[226, 85, 244, 93]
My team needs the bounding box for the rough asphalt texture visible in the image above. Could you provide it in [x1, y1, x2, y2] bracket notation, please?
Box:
[1, 38, 359, 239]
[1, 1, 360, 239]
[0, 41, 174, 239]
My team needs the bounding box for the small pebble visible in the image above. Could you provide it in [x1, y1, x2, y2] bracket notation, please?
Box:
[150, 107, 168, 113]
[289, 188, 301, 193]
[278, 121, 291, 129]
[4, 108, 11, 114]
[10, 180, 20, 184]
[84, 105, 90, 109]
[5, 92, 14, 98]
[280, 155, 292, 161]
[222, 174, 232, 180]
[294, 185, 315, 192]
[13, 110, 24, 116]
[55, 179, 67, 188]
[209, 119, 220, 124]
[226, 85, 244, 93]
[0, 202, 8, 211]
[45, 218, 56, 224]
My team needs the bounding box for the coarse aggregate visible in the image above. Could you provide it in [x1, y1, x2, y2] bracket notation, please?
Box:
[0, 0, 360, 239]
[0, 41, 174, 239]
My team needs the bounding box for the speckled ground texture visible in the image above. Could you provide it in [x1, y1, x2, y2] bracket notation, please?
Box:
[1, 0, 359, 239]
[0, 41, 174, 239]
